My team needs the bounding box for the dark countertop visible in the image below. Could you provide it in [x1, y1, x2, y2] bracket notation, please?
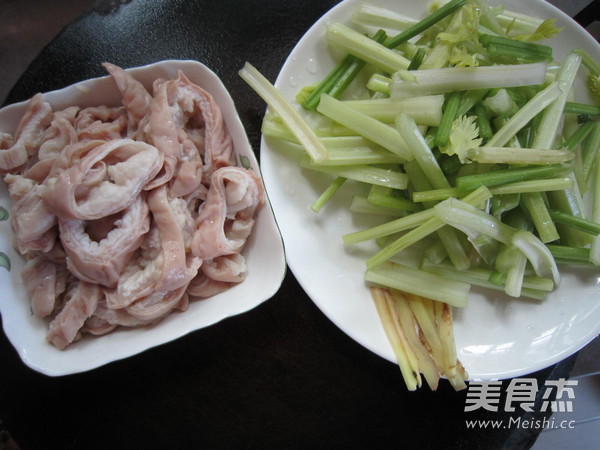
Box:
[0, 1, 598, 449]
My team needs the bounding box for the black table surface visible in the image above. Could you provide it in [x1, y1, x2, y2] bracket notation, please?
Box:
[0, 1, 584, 449]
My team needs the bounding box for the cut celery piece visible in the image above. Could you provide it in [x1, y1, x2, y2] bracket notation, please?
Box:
[511, 230, 560, 285]
[389, 62, 548, 98]
[239, 62, 327, 162]
[300, 156, 409, 189]
[342, 95, 444, 125]
[365, 262, 470, 307]
[326, 22, 411, 74]
[316, 94, 413, 160]
[468, 146, 574, 165]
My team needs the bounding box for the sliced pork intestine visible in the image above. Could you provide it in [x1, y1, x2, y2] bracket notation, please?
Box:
[0, 93, 53, 173]
[1, 63, 265, 349]
[40, 138, 163, 220]
[58, 193, 151, 288]
[191, 166, 265, 260]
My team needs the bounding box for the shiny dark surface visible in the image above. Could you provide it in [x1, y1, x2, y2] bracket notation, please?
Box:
[0, 1, 592, 449]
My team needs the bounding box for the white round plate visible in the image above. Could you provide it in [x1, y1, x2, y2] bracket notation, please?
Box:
[0, 60, 286, 376]
[260, 0, 600, 380]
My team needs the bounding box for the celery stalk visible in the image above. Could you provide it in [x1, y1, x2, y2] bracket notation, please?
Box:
[316, 94, 413, 160]
[389, 63, 548, 98]
[365, 262, 470, 307]
[239, 62, 327, 162]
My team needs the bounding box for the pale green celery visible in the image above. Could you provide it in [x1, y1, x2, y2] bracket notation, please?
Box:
[349, 196, 407, 216]
[326, 22, 411, 74]
[474, 0, 505, 37]
[343, 208, 436, 245]
[457, 89, 490, 116]
[261, 121, 406, 166]
[490, 177, 573, 195]
[483, 89, 519, 117]
[239, 62, 327, 162]
[491, 193, 521, 218]
[300, 157, 408, 189]
[366, 74, 392, 94]
[424, 240, 448, 264]
[311, 177, 346, 213]
[365, 262, 470, 307]
[342, 95, 444, 126]
[591, 150, 600, 265]
[351, 3, 417, 32]
[548, 174, 591, 247]
[390, 63, 548, 98]
[413, 188, 458, 203]
[504, 247, 528, 297]
[468, 146, 574, 165]
[368, 185, 417, 211]
[316, 94, 413, 160]
[511, 230, 560, 285]
[366, 187, 492, 268]
[485, 82, 562, 148]
[532, 52, 582, 150]
[413, 178, 573, 203]
[396, 113, 450, 189]
[420, 261, 550, 300]
[521, 192, 560, 243]
[434, 197, 515, 245]
[582, 121, 600, 182]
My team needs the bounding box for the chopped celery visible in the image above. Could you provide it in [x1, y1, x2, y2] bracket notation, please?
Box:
[316, 94, 413, 160]
[389, 63, 548, 98]
[300, 156, 409, 190]
[341, 95, 444, 125]
[365, 262, 470, 307]
[326, 23, 411, 74]
[468, 146, 574, 165]
[239, 62, 327, 162]
[311, 177, 347, 213]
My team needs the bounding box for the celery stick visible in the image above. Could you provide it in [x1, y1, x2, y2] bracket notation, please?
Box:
[473, 102, 494, 141]
[366, 74, 392, 94]
[385, 0, 466, 48]
[436, 91, 463, 148]
[455, 164, 564, 193]
[457, 89, 490, 116]
[326, 23, 411, 74]
[511, 230, 560, 285]
[564, 102, 600, 116]
[434, 197, 515, 245]
[546, 244, 591, 264]
[300, 157, 408, 189]
[562, 120, 595, 150]
[413, 188, 458, 203]
[548, 209, 600, 235]
[485, 82, 562, 148]
[389, 62, 548, 98]
[532, 52, 582, 150]
[582, 121, 600, 181]
[365, 262, 470, 307]
[311, 177, 346, 213]
[368, 185, 417, 211]
[395, 113, 450, 189]
[590, 149, 600, 265]
[316, 94, 413, 160]
[480, 34, 553, 63]
[408, 48, 427, 70]
[343, 208, 436, 245]
[366, 187, 492, 267]
[239, 62, 327, 162]
[468, 146, 574, 165]
[352, 4, 418, 32]
[413, 178, 573, 203]
[302, 29, 389, 111]
[420, 261, 550, 300]
[342, 95, 444, 125]
[350, 196, 407, 216]
[521, 191, 560, 243]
